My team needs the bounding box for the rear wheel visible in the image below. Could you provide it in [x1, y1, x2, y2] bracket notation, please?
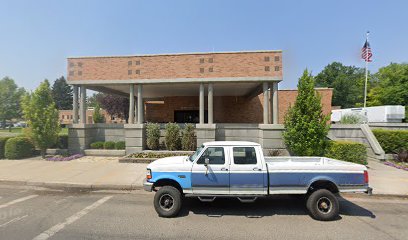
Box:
[154, 186, 182, 218]
[306, 189, 339, 221]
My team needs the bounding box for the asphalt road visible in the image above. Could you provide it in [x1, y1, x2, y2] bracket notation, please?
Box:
[0, 185, 407, 240]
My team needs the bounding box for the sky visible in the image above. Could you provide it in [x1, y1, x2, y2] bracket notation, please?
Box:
[0, 0, 407, 91]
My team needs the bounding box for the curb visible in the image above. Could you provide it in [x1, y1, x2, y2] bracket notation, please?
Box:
[0, 180, 143, 191]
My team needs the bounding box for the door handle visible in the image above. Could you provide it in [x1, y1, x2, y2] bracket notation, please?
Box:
[221, 167, 228, 171]
[253, 167, 262, 171]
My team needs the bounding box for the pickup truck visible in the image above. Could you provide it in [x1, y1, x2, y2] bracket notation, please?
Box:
[143, 141, 371, 221]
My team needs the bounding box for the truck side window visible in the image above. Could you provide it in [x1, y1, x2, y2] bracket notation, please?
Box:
[197, 147, 225, 165]
[233, 147, 257, 164]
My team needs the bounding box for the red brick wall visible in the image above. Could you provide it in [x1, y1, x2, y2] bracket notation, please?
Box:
[67, 51, 282, 81]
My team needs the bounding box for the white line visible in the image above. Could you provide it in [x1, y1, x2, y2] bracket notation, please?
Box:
[0, 195, 38, 209]
[0, 215, 28, 227]
[32, 195, 113, 240]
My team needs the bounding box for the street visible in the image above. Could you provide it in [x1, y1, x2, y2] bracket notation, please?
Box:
[0, 185, 407, 240]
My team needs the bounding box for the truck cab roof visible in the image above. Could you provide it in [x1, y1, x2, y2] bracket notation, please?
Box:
[203, 141, 260, 147]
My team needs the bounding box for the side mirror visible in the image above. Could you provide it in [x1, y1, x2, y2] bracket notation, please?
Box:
[204, 158, 210, 166]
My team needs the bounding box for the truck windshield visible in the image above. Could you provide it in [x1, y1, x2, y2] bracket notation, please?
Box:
[189, 146, 204, 162]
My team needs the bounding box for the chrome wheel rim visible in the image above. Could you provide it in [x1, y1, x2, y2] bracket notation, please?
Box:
[316, 197, 332, 214]
[159, 194, 174, 211]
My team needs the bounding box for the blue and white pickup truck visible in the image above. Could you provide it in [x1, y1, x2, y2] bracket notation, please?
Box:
[143, 141, 371, 221]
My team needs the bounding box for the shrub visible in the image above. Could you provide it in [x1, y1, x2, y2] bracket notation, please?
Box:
[325, 140, 367, 165]
[268, 149, 282, 156]
[372, 128, 408, 153]
[115, 141, 126, 150]
[181, 124, 196, 151]
[93, 104, 105, 123]
[104, 141, 116, 149]
[53, 134, 68, 149]
[90, 141, 104, 149]
[146, 123, 160, 150]
[339, 114, 363, 124]
[165, 123, 181, 151]
[4, 137, 35, 159]
[0, 137, 11, 159]
[394, 150, 408, 163]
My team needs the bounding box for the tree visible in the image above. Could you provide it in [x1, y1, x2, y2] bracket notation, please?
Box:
[87, 92, 104, 108]
[98, 94, 129, 122]
[0, 77, 26, 128]
[52, 76, 73, 110]
[315, 62, 366, 108]
[92, 104, 105, 123]
[283, 70, 330, 156]
[22, 80, 60, 158]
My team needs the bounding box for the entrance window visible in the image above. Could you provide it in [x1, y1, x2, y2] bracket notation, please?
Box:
[174, 110, 207, 123]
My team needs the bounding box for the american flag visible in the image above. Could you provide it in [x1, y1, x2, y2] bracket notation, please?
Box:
[361, 39, 372, 62]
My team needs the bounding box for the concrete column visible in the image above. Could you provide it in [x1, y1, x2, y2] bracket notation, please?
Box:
[79, 85, 87, 124]
[199, 83, 204, 124]
[128, 84, 135, 124]
[134, 98, 138, 123]
[72, 85, 79, 124]
[137, 85, 143, 124]
[208, 83, 213, 124]
[263, 82, 269, 124]
[272, 82, 279, 124]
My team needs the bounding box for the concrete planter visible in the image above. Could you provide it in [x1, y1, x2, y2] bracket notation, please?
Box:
[84, 149, 126, 157]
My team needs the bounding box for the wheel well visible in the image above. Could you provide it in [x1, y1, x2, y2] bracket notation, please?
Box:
[308, 180, 339, 194]
[153, 179, 183, 193]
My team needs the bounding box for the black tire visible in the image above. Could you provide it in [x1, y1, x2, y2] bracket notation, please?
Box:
[154, 186, 182, 218]
[306, 189, 339, 221]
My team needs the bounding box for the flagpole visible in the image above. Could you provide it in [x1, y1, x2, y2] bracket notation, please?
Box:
[363, 31, 369, 108]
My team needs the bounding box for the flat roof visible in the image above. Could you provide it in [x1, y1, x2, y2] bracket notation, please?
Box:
[203, 141, 260, 147]
[67, 50, 282, 59]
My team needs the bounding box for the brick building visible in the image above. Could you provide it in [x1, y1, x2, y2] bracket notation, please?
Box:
[66, 50, 332, 154]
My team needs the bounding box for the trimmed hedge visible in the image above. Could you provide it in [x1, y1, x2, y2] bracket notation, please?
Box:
[372, 128, 408, 153]
[103, 141, 116, 150]
[115, 141, 126, 150]
[90, 141, 104, 149]
[146, 123, 160, 150]
[0, 137, 11, 159]
[325, 140, 367, 165]
[181, 123, 196, 151]
[5, 137, 35, 159]
[165, 123, 181, 151]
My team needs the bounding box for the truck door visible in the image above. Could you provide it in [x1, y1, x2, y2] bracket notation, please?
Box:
[229, 146, 266, 195]
[191, 146, 230, 194]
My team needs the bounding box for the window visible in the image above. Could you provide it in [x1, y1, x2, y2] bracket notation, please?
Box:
[135, 60, 141, 65]
[69, 62, 74, 67]
[264, 56, 270, 62]
[78, 71, 82, 76]
[135, 69, 140, 74]
[78, 62, 83, 67]
[200, 68, 204, 73]
[275, 56, 280, 62]
[208, 58, 213, 63]
[233, 147, 257, 164]
[197, 147, 225, 165]
[200, 58, 205, 63]
[70, 115, 73, 119]
[128, 61, 132, 66]
[265, 66, 270, 71]
[62, 115, 65, 119]
[209, 67, 213, 72]
[128, 70, 132, 75]
[69, 71, 74, 76]
[275, 66, 280, 71]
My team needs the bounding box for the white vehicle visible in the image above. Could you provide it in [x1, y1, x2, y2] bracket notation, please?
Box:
[331, 105, 405, 123]
[144, 141, 371, 221]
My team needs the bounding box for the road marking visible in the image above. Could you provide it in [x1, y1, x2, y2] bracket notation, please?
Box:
[32, 195, 113, 240]
[0, 215, 28, 228]
[0, 195, 38, 209]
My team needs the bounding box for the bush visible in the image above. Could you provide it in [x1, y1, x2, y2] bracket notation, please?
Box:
[372, 128, 408, 153]
[104, 141, 116, 149]
[325, 140, 367, 165]
[394, 150, 408, 163]
[146, 123, 160, 150]
[339, 114, 363, 124]
[4, 137, 35, 159]
[165, 123, 181, 151]
[181, 124, 196, 151]
[53, 134, 68, 149]
[115, 141, 126, 150]
[0, 137, 11, 159]
[90, 141, 104, 149]
[93, 104, 105, 123]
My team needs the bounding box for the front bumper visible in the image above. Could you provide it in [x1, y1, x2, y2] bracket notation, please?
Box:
[143, 178, 154, 192]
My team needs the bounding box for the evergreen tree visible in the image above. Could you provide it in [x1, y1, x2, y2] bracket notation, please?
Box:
[283, 70, 330, 156]
[92, 104, 105, 123]
[22, 80, 60, 157]
[52, 76, 73, 110]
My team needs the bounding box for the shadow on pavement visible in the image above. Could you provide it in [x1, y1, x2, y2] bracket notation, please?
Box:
[179, 195, 376, 220]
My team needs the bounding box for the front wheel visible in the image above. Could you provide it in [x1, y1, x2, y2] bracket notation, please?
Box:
[306, 189, 339, 221]
[154, 186, 182, 218]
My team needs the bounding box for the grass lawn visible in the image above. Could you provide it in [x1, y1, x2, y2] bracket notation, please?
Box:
[0, 127, 68, 137]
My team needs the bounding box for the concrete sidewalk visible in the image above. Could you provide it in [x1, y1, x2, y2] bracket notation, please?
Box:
[0, 157, 147, 190]
[0, 157, 406, 195]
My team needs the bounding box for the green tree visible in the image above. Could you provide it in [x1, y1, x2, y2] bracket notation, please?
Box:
[0, 77, 26, 128]
[22, 80, 60, 158]
[52, 76, 73, 110]
[92, 104, 105, 123]
[315, 62, 366, 108]
[283, 70, 330, 156]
